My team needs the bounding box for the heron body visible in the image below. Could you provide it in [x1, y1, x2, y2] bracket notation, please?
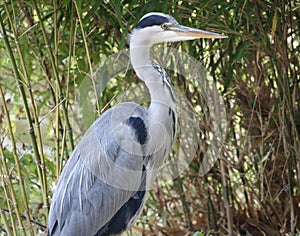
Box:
[48, 12, 226, 236]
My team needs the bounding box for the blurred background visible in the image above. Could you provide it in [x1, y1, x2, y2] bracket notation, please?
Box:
[0, 0, 299, 235]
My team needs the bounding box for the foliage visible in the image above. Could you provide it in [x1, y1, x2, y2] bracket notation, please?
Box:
[0, 0, 299, 235]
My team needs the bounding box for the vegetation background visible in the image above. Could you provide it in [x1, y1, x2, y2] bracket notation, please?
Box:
[0, 0, 299, 235]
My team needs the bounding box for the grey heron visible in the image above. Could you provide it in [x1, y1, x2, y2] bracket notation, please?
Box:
[48, 12, 226, 235]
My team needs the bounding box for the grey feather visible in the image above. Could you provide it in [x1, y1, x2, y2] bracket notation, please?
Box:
[48, 103, 148, 235]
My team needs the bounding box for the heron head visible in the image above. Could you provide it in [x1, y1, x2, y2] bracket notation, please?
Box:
[130, 12, 227, 47]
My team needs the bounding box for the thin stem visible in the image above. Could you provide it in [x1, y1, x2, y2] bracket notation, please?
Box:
[0, 136, 19, 235]
[0, 13, 34, 236]
[31, 0, 75, 150]
[219, 158, 233, 235]
[73, 0, 101, 116]
[3, 1, 49, 216]
[52, 0, 61, 180]
[0, 209, 13, 236]
[59, 2, 75, 175]
[205, 176, 218, 233]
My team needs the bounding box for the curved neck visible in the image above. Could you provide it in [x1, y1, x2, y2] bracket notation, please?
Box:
[129, 44, 152, 81]
[130, 41, 176, 111]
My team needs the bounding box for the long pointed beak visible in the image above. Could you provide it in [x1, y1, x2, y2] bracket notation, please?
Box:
[169, 24, 227, 39]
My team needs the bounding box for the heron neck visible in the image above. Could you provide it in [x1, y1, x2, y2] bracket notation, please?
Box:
[130, 44, 152, 80]
[130, 44, 176, 111]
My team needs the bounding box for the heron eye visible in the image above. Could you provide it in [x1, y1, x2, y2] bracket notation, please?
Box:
[161, 23, 169, 30]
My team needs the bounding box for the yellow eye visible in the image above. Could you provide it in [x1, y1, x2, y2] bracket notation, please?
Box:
[161, 23, 169, 30]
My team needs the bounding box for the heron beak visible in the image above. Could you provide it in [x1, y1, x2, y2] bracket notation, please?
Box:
[169, 24, 227, 39]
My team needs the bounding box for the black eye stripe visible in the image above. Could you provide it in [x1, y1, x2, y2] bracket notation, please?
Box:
[135, 15, 169, 29]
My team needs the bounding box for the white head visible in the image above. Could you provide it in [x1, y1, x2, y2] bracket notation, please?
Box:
[130, 12, 227, 47]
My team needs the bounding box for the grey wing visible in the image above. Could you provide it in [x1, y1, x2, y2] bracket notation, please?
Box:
[48, 103, 148, 235]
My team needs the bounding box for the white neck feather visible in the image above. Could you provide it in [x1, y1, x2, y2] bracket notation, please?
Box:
[130, 31, 176, 111]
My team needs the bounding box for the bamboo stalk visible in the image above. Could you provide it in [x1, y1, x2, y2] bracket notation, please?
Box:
[276, 2, 297, 230]
[0, 13, 34, 236]
[31, 0, 75, 151]
[207, 192, 218, 233]
[0, 140, 19, 235]
[0, 209, 13, 236]
[279, 72, 296, 234]
[18, 1, 67, 179]
[73, 0, 101, 116]
[52, 0, 61, 181]
[175, 177, 193, 230]
[219, 158, 233, 235]
[60, 2, 76, 175]
[0, 85, 20, 233]
[3, 1, 49, 216]
[205, 176, 218, 233]
[66, 2, 75, 108]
